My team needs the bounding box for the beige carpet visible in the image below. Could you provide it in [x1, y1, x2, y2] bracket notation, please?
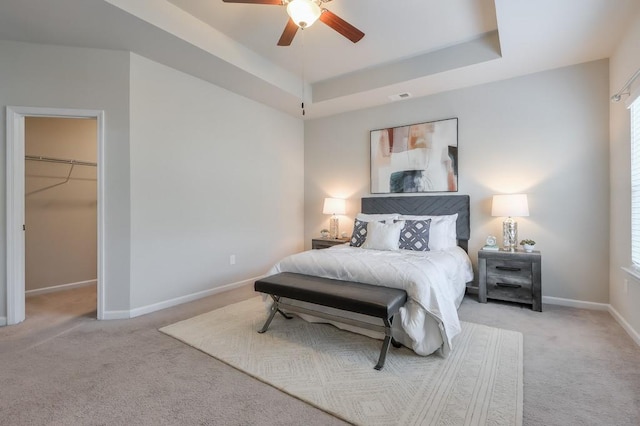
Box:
[160, 297, 523, 426]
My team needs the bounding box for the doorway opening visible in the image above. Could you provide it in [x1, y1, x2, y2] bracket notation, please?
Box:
[6, 107, 105, 325]
[25, 117, 98, 321]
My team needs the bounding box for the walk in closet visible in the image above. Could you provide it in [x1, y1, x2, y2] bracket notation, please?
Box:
[24, 117, 97, 315]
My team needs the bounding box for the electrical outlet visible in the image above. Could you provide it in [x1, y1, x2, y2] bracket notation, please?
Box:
[624, 278, 629, 294]
[230, 255, 236, 265]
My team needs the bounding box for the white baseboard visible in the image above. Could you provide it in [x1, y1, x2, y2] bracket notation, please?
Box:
[128, 276, 259, 319]
[101, 309, 132, 320]
[25, 279, 97, 297]
[608, 305, 640, 347]
[542, 295, 609, 311]
[543, 295, 639, 347]
[0, 316, 6, 327]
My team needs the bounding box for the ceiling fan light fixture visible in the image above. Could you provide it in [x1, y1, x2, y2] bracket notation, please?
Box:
[287, 0, 321, 29]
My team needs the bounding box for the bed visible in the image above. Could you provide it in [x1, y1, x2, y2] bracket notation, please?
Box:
[268, 195, 473, 357]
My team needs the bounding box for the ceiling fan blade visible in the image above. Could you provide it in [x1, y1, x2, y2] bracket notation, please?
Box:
[222, 0, 282, 5]
[277, 18, 299, 46]
[319, 9, 364, 43]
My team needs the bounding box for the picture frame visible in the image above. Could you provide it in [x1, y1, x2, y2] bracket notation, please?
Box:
[370, 117, 458, 193]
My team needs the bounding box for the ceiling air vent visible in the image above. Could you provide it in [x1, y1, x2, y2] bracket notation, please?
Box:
[388, 92, 412, 101]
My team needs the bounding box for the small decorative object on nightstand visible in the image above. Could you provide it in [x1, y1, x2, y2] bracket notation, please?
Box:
[482, 235, 500, 251]
[312, 237, 349, 249]
[478, 249, 542, 311]
[520, 239, 536, 252]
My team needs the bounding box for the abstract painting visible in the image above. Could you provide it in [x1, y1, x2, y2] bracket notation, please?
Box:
[370, 118, 458, 193]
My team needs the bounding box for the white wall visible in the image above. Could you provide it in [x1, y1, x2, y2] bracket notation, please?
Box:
[129, 54, 304, 310]
[305, 60, 610, 304]
[25, 117, 97, 291]
[0, 41, 131, 321]
[609, 10, 640, 339]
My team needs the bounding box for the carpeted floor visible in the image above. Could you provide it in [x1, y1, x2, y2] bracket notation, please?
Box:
[1, 284, 639, 425]
[160, 297, 523, 426]
[458, 297, 640, 425]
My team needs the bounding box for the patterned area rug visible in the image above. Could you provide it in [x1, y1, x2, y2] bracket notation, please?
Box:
[160, 297, 523, 426]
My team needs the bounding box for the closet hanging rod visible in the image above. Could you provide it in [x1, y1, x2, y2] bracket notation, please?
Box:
[25, 155, 96, 167]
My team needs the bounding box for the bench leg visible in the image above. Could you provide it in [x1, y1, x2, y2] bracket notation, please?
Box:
[374, 318, 393, 370]
[258, 303, 278, 334]
[375, 335, 392, 370]
[279, 309, 293, 320]
[258, 295, 292, 334]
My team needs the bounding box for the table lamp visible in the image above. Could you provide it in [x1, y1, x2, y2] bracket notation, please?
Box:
[323, 197, 346, 239]
[491, 194, 529, 251]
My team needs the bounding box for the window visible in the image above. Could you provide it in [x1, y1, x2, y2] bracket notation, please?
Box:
[631, 96, 640, 267]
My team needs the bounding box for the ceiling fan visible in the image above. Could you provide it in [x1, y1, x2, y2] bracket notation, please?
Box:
[221, 0, 365, 46]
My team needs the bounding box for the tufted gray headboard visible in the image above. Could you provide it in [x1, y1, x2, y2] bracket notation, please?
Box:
[361, 195, 471, 252]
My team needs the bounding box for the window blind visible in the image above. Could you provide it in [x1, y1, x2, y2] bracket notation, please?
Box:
[631, 96, 640, 267]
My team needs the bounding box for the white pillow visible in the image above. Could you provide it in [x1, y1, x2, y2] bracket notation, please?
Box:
[398, 213, 458, 250]
[361, 220, 404, 251]
[356, 213, 399, 224]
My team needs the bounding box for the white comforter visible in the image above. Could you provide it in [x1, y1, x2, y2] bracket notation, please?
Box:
[269, 245, 474, 356]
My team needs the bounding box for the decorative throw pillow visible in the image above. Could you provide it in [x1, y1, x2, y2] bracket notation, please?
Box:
[350, 219, 368, 247]
[398, 219, 431, 251]
[361, 220, 405, 251]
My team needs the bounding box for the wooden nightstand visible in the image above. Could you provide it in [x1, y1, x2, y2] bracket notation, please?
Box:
[312, 237, 349, 249]
[478, 249, 542, 311]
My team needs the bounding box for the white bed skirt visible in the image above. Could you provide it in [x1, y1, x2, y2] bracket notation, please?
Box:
[278, 298, 448, 356]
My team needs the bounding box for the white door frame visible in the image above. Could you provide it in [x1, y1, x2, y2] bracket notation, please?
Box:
[6, 106, 105, 324]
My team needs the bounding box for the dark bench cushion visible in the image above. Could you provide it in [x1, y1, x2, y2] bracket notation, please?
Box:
[254, 272, 407, 319]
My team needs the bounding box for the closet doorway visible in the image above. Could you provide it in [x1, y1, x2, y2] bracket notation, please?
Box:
[6, 107, 105, 326]
[25, 117, 97, 320]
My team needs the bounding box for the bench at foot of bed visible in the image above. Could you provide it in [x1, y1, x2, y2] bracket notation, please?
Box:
[254, 272, 408, 370]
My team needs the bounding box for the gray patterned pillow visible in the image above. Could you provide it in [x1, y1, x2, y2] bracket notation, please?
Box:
[398, 219, 431, 251]
[350, 219, 368, 247]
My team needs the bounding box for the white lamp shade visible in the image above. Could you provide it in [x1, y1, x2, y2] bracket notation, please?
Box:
[287, 0, 321, 28]
[323, 197, 346, 215]
[491, 194, 529, 217]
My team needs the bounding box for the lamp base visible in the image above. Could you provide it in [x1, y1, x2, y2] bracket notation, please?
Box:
[502, 217, 518, 251]
[329, 216, 339, 239]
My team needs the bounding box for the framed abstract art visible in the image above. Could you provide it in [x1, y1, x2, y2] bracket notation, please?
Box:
[370, 117, 458, 193]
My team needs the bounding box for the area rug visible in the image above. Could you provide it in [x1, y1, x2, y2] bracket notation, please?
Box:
[160, 297, 523, 426]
